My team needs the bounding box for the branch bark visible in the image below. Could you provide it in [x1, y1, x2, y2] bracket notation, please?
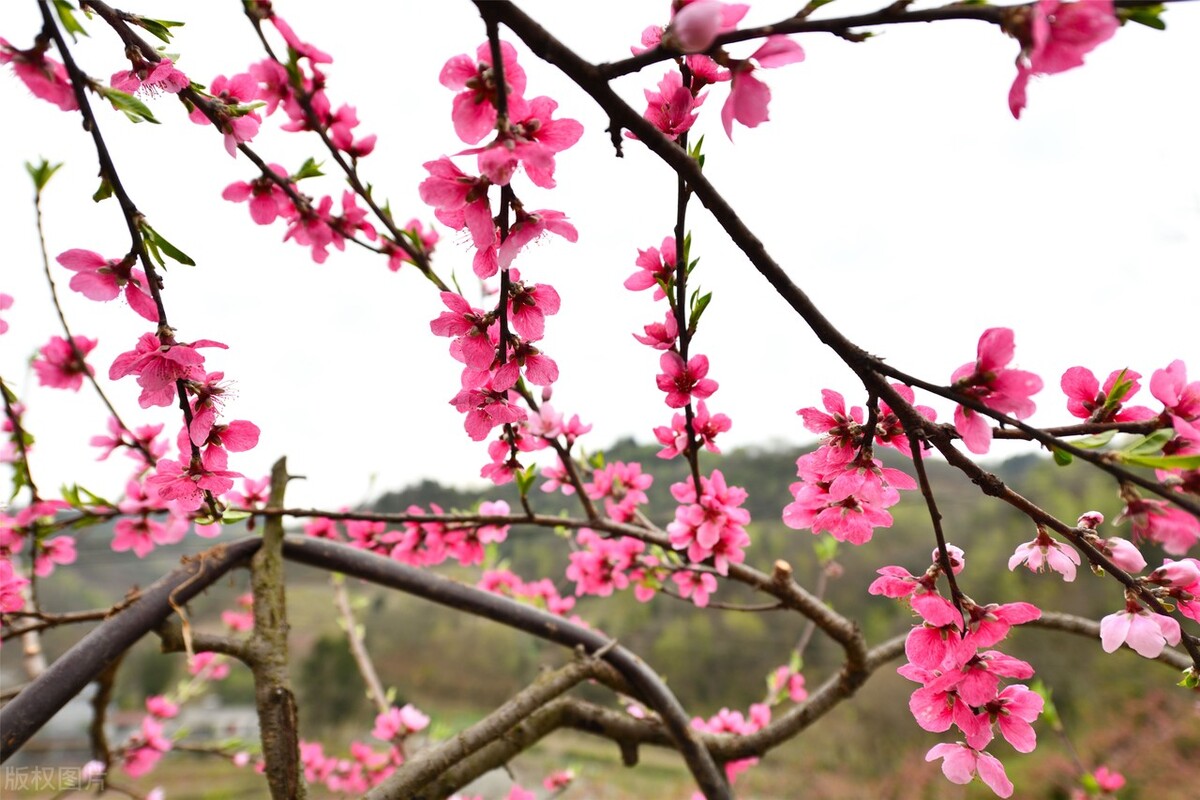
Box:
[251, 457, 305, 799]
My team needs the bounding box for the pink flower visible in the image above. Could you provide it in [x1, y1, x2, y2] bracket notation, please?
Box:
[188, 651, 230, 680]
[1, 557, 29, 613]
[1096, 536, 1146, 574]
[56, 249, 159, 321]
[383, 219, 439, 272]
[783, 447, 913, 545]
[653, 399, 731, 458]
[585, 461, 653, 522]
[33, 536, 76, 577]
[1007, 530, 1081, 581]
[672, 569, 718, 607]
[145, 695, 179, 719]
[146, 448, 241, 512]
[1100, 601, 1182, 658]
[113, 479, 187, 557]
[507, 275, 560, 342]
[656, 351, 718, 408]
[664, 1, 749, 53]
[951, 328, 1043, 454]
[328, 104, 377, 158]
[640, 70, 707, 140]
[111, 58, 189, 95]
[666, 470, 751, 574]
[494, 208, 578, 273]
[1115, 496, 1200, 555]
[1092, 766, 1126, 792]
[222, 164, 297, 226]
[465, 96, 583, 189]
[0, 293, 11, 335]
[33, 335, 97, 391]
[440, 41, 528, 145]
[0, 38, 77, 111]
[769, 665, 808, 703]
[721, 36, 805, 140]
[542, 770, 575, 791]
[1009, 0, 1118, 119]
[372, 704, 430, 741]
[566, 529, 645, 596]
[222, 609, 254, 632]
[189, 73, 262, 156]
[1150, 558, 1200, 622]
[625, 237, 678, 299]
[228, 476, 271, 509]
[122, 717, 172, 777]
[1060, 367, 1155, 422]
[926, 743, 1013, 797]
[1150, 359, 1200, 422]
[109, 333, 227, 409]
[988, 684, 1043, 753]
[962, 601, 1041, 651]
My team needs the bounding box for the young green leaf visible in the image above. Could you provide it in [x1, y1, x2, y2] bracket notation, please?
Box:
[1071, 429, 1118, 449]
[25, 159, 63, 193]
[1119, 429, 1174, 457]
[96, 86, 160, 124]
[140, 223, 196, 267]
[53, 0, 90, 42]
[134, 16, 186, 44]
[93, 176, 114, 203]
[291, 157, 325, 182]
[1118, 453, 1200, 471]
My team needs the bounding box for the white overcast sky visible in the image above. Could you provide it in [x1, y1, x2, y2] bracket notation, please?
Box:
[1, 1, 1198, 510]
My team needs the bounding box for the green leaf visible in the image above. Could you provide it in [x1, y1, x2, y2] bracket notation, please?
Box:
[78, 485, 112, 507]
[61, 483, 82, 507]
[1181, 668, 1199, 689]
[291, 157, 325, 182]
[688, 291, 712, 336]
[25, 159, 64, 193]
[134, 16, 186, 44]
[1119, 453, 1200, 471]
[93, 176, 114, 203]
[1071, 429, 1118, 449]
[1030, 679, 1061, 730]
[140, 222, 196, 267]
[687, 134, 705, 169]
[515, 464, 538, 497]
[53, 0, 90, 41]
[1119, 4, 1167, 30]
[1051, 446, 1073, 466]
[1119, 429, 1174, 457]
[813, 536, 838, 565]
[96, 85, 160, 124]
[222, 509, 252, 524]
[588, 451, 605, 470]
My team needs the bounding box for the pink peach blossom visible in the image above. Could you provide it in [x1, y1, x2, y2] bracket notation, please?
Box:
[721, 36, 804, 140]
[56, 249, 159, 321]
[33, 335, 97, 391]
[1100, 602, 1182, 658]
[951, 328, 1043, 454]
[925, 743, 1013, 798]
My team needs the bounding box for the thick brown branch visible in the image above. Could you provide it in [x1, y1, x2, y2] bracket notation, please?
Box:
[370, 656, 610, 799]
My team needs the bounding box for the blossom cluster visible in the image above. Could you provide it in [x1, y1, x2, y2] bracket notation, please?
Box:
[783, 387, 925, 545]
[871, 546, 1043, 798]
[634, 1, 805, 141]
[419, 38, 583, 467]
[303, 501, 512, 569]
